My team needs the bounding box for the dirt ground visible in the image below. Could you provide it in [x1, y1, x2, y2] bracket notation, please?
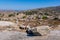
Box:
[0, 20, 60, 40]
[0, 30, 60, 40]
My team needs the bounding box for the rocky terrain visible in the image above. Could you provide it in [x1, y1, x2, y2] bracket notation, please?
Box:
[0, 6, 60, 40]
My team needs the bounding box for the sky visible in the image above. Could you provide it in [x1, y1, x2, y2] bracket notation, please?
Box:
[0, 0, 60, 10]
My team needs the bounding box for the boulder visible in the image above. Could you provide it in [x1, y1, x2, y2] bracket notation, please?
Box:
[19, 25, 26, 29]
[26, 27, 42, 36]
[36, 26, 50, 35]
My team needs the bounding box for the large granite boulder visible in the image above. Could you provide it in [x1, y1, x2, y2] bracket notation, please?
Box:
[26, 25, 50, 36]
[36, 26, 50, 35]
[26, 27, 42, 36]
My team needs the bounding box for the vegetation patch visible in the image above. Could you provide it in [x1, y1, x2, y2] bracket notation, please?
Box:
[42, 15, 48, 19]
[8, 14, 15, 17]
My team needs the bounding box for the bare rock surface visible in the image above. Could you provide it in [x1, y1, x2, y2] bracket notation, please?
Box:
[0, 30, 60, 40]
[0, 31, 46, 40]
[0, 21, 16, 26]
[46, 30, 60, 40]
[0, 31, 27, 40]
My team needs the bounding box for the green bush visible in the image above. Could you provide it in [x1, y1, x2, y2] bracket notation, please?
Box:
[42, 15, 48, 19]
[25, 12, 33, 15]
[17, 13, 19, 15]
[44, 13, 49, 15]
[25, 11, 37, 15]
[8, 14, 15, 17]
[22, 16, 26, 18]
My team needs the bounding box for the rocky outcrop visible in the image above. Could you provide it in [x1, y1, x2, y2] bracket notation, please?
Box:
[36, 26, 50, 35]
[26, 25, 50, 36]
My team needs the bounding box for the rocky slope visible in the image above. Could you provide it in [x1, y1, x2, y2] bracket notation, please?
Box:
[0, 6, 60, 40]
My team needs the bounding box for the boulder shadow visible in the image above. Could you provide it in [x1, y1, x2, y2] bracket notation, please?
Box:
[27, 32, 42, 37]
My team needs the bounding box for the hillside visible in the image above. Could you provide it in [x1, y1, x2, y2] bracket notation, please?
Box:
[0, 6, 60, 40]
[0, 6, 60, 26]
[23, 6, 60, 15]
[0, 6, 60, 16]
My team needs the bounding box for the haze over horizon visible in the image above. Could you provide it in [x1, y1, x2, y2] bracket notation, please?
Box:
[0, 0, 60, 10]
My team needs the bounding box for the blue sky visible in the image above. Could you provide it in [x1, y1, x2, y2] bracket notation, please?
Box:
[0, 0, 60, 10]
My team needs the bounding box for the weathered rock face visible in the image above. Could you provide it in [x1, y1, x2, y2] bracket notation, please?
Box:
[0, 21, 19, 31]
[26, 27, 37, 33]
[36, 26, 50, 35]
[0, 21, 17, 26]
[26, 25, 50, 36]
[26, 27, 42, 36]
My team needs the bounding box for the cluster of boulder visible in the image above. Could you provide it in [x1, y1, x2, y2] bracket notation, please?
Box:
[19, 24, 51, 36]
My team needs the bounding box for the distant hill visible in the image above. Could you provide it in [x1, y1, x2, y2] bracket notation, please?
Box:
[0, 6, 60, 16]
[0, 6, 60, 12]
[22, 6, 60, 16]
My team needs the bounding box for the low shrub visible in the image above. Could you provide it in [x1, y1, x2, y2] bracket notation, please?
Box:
[42, 15, 48, 19]
[8, 14, 15, 17]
